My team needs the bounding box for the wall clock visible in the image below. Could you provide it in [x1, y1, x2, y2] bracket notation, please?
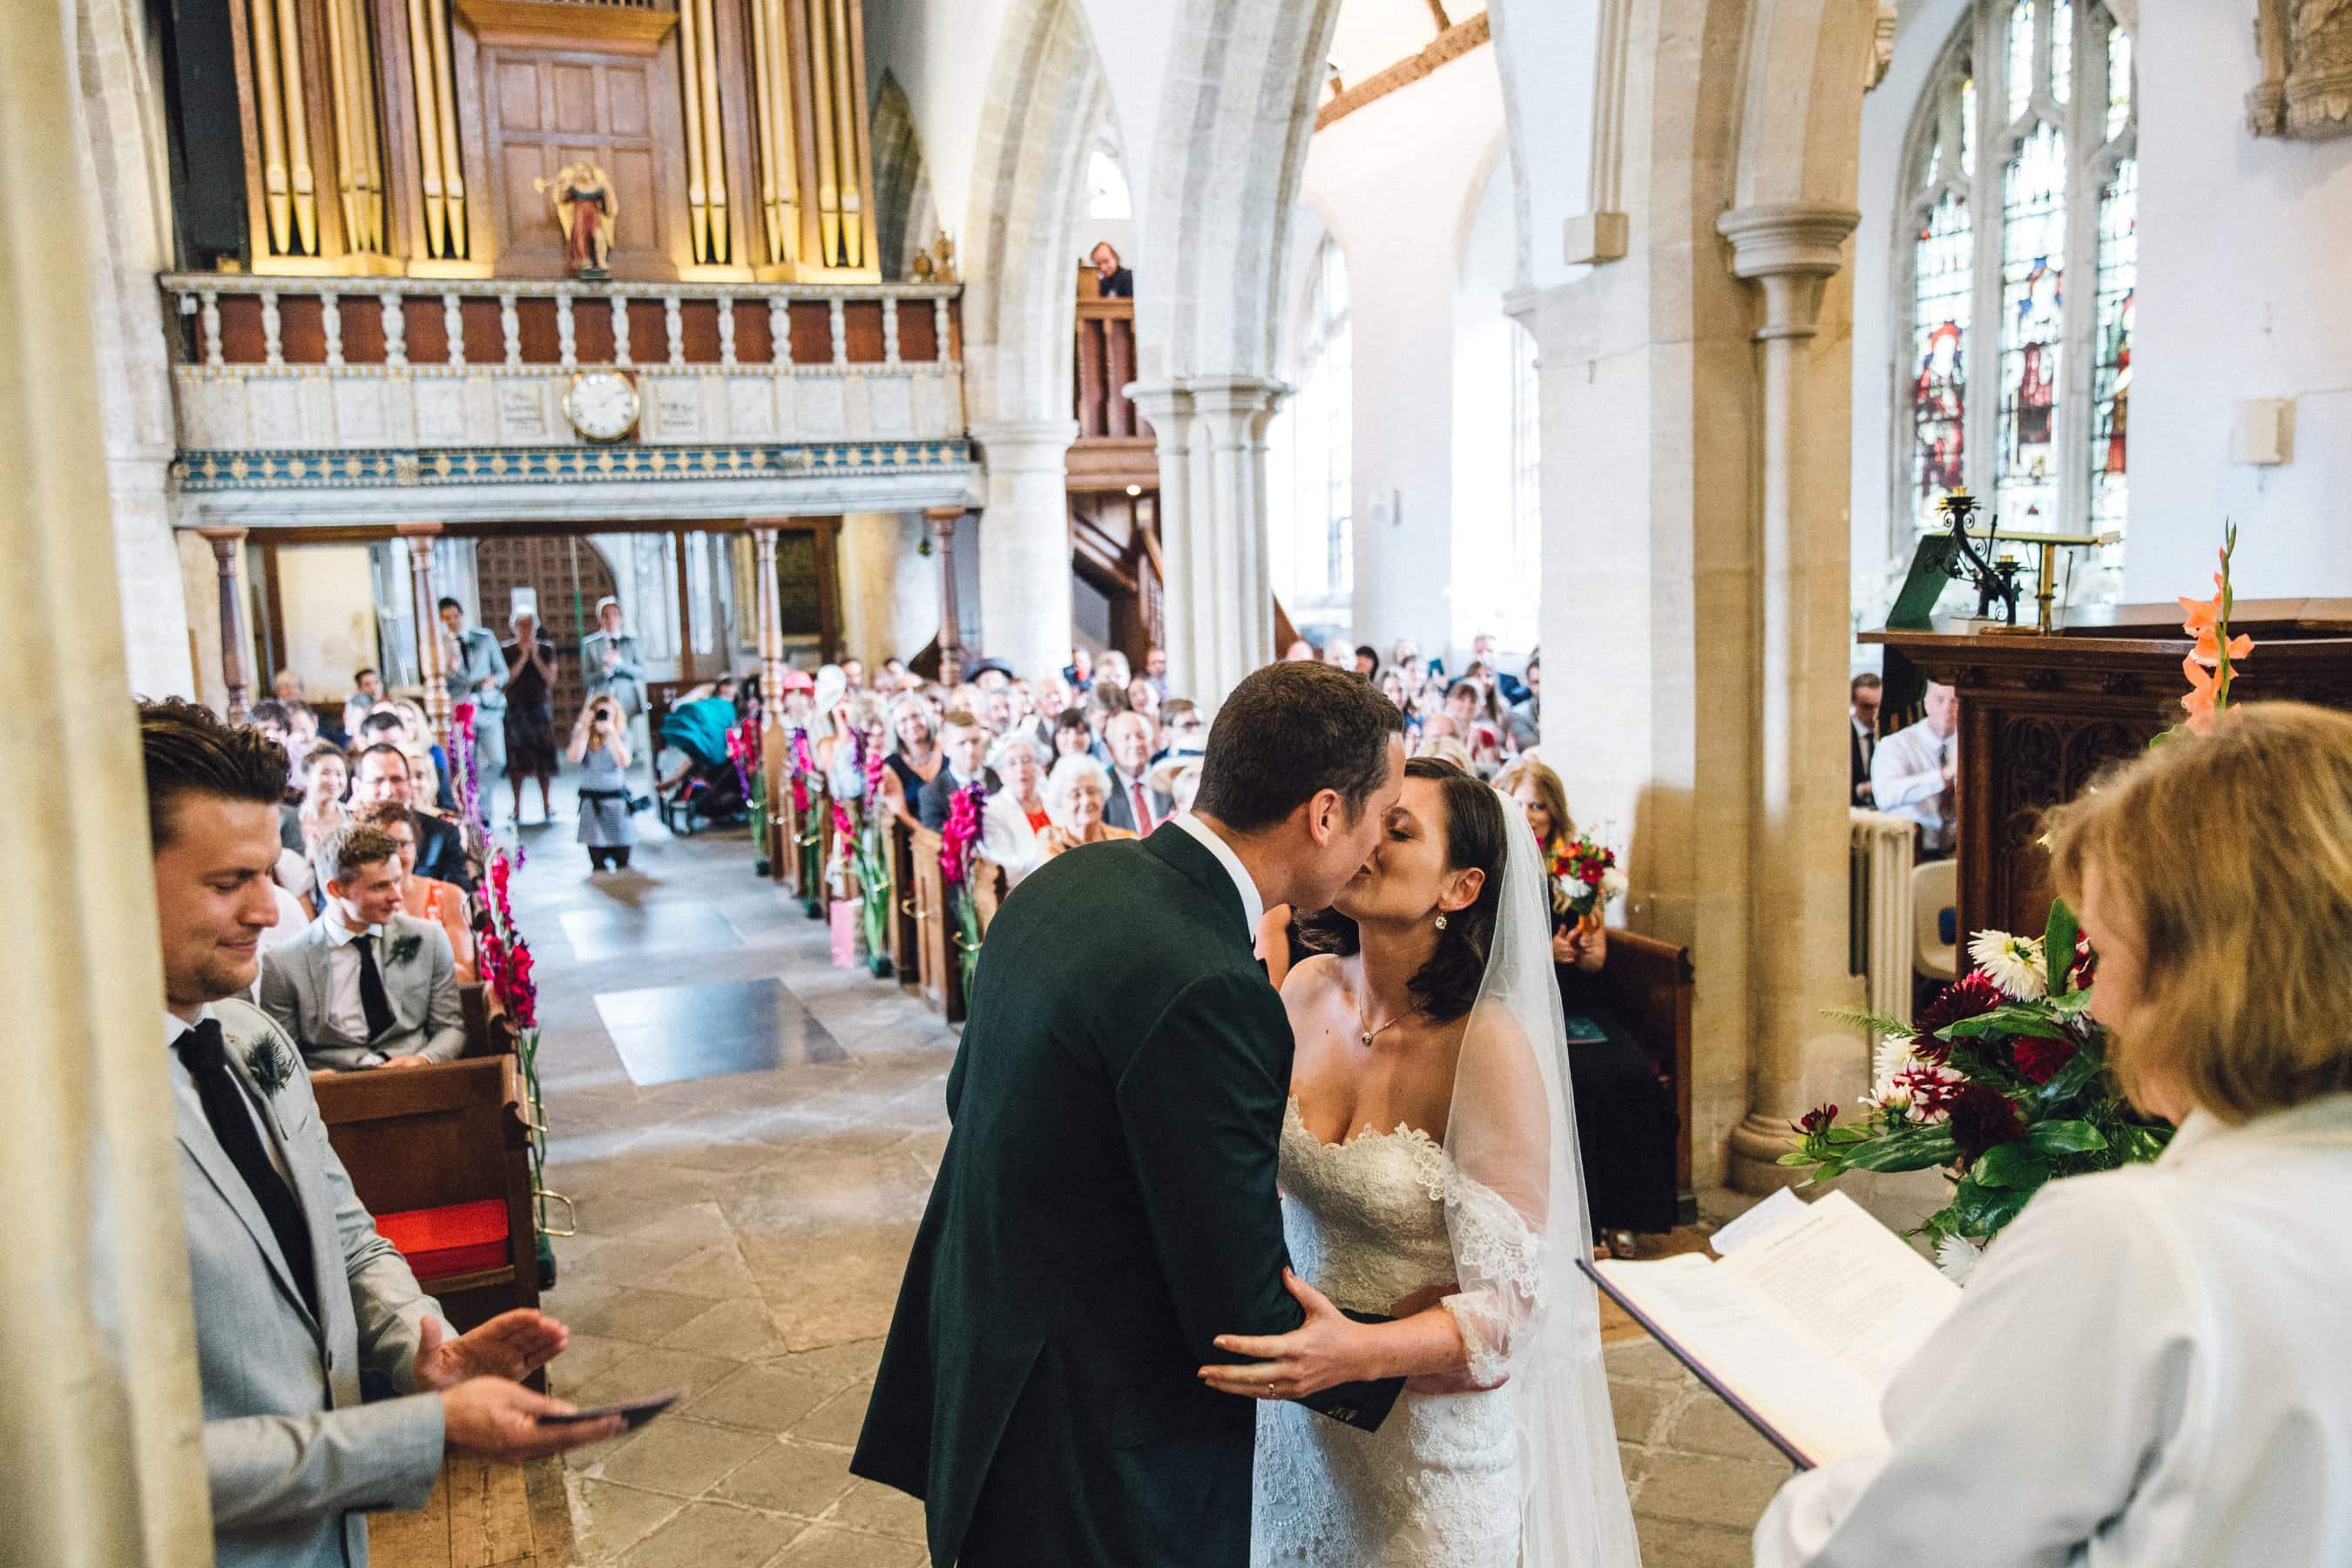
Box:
[564, 370, 640, 443]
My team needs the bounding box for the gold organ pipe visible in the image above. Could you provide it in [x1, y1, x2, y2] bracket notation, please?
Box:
[405, 0, 447, 253]
[825, 0, 859, 267]
[676, 0, 711, 261]
[694, 0, 728, 261]
[348, 0, 387, 249]
[426, 0, 467, 256]
[747, 0, 780, 260]
[272, 0, 317, 252]
[248, 0, 293, 253]
[802, 0, 840, 266]
[768, 0, 800, 265]
[322, 0, 360, 247]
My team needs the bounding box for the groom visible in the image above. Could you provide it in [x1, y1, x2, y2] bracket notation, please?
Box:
[853, 661, 1409, 1566]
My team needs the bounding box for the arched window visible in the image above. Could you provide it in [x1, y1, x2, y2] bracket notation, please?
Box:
[1897, 0, 2135, 591]
[1277, 237, 1353, 621]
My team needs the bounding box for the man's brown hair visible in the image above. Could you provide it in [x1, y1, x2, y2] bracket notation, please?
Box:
[140, 698, 289, 853]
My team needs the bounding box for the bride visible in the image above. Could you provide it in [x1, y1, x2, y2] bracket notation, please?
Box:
[1201, 757, 1641, 1566]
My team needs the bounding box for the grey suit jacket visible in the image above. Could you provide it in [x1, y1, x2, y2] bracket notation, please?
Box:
[581, 629, 645, 716]
[259, 912, 465, 1070]
[179, 999, 444, 1567]
[447, 625, 507, 712]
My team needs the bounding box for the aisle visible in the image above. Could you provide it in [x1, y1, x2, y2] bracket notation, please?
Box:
[374, 794, 1786, 1567]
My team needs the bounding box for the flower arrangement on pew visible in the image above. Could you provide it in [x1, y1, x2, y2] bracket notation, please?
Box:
[938, 780, 988, 999]
[855, 740, 896, 978]
[1790, 525, 2249, 1281]
[449, 702, 492, 868]
[727, 711, 767, 876]
[790, 727, 822, 917]
[474, 847, 569, 1264]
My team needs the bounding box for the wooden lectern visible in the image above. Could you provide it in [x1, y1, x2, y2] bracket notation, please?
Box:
[1864, 600, 2352, 943]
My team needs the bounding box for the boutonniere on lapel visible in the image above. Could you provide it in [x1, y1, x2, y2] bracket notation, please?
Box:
[244, 1036, 295, 1099]
[387, 931, 425, 966]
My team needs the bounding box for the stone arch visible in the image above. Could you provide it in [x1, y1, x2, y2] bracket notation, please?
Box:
[869, 71, 937, 283]
[956, 0, 1110, 677]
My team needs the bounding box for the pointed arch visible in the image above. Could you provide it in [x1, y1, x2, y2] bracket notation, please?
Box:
[869, 71, 938, 283]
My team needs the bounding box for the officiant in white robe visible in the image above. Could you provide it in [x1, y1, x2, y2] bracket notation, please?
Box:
[1759, 701, 2352, 1568]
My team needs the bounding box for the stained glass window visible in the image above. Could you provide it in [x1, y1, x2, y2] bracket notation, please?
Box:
[1997, 122, 2065, 529]
[1896, 1, 2136, 590]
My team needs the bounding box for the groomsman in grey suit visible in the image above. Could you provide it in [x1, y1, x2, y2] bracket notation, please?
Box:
[439, 595, 507, 776]
[141, 698, 619, 1567]
[582, 594, 648, 774]
[260, 823, 465, 1070]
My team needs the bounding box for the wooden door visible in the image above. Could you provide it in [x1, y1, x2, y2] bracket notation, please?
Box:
[479, 44, 672, 278]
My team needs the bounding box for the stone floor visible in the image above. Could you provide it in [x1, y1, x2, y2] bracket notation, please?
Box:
[377, 800, 1792, 1567]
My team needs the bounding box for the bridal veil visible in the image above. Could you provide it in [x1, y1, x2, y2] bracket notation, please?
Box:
[1438, 794, 1644, 1566]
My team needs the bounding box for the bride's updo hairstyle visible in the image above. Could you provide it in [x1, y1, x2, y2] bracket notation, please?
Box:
[1300, 756, 1508, 1021]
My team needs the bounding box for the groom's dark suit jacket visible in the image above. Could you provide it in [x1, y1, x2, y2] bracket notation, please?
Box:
[851, 824, 1401, 1567]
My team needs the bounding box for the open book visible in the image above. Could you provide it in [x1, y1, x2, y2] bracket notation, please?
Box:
[1585, 1189, 1961, 1470]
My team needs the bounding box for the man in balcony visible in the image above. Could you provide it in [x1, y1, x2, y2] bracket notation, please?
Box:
[1090, 240, 1133, 299]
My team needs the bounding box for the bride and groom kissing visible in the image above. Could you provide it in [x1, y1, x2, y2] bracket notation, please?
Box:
[850, 661, 1641, 1567]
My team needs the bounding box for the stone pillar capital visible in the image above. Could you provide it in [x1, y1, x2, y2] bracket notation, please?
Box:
[1184, 374, 1288, 421]
[1717, 203, 1859, 342]
[970, 419, 1078, 475]
[391, 519, 445, 540]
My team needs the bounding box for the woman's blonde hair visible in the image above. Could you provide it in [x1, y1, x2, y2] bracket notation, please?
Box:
[2048, 701, 2352, 1123]
[1493, 757, 1576, 848]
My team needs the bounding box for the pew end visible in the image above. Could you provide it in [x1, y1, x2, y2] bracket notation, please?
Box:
[1596, 929, 1698, 1226]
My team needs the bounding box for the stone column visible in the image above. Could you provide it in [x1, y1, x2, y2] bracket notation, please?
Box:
[1, 0, 215, 1556]
[197, 526, 252, 722]
[749, 520, 787, 720]
[1130, 376, 1284, 705]
[969, 419, 1077, 682]
[396, 522, 450, 747]
[1717, 202, 1865, 1191]
[924, 505, 968, 687]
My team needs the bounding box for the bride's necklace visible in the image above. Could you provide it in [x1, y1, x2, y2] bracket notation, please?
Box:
[1355, 997, 1423, 1050]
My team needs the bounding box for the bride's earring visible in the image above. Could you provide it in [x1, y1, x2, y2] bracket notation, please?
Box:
[1434, 914, 1448, 931]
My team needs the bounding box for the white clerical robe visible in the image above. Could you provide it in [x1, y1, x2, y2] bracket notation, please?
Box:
[1755, 1092, 2352, 1567]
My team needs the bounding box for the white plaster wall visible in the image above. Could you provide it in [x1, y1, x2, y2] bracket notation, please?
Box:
[2124, 1, 2352, 601]
[1451, 147, 1527, 659]
[1298, 44, 1507, 655]
[1488, 0, 1601, 291]
[1852, 0, 2352, 611]
[277, 545, 380, 694]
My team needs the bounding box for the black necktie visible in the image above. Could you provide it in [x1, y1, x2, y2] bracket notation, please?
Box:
[179, 1020, 320, 1321]
[354, 932, 396, 1042]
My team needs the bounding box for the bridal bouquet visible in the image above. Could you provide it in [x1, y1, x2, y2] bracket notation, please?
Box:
[1547, 833, 1627, 929]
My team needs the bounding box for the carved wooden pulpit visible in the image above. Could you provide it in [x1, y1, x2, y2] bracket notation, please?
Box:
[1865, 599, 2352, 943]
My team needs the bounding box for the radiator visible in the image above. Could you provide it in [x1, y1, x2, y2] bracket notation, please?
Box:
[1848, 809, 1916, 1051]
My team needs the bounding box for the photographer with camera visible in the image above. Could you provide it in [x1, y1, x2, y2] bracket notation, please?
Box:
[566, 693, 638, 871]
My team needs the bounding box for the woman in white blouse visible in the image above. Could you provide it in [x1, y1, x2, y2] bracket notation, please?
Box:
[1757, 700, 2352, 1567]
[977, 733, 1051, 886]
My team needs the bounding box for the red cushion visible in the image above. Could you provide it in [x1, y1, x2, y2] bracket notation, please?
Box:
[377, 1200, 511, 1280]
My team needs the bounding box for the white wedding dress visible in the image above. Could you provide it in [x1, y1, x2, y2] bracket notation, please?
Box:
[1250, 794, 1643, 1568]
[1250, 1098, 1526, 1567]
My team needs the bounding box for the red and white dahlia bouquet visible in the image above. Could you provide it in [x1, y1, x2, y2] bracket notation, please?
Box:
[1786, 899, 2171, 1280]
[1547, 834, 1628, 931]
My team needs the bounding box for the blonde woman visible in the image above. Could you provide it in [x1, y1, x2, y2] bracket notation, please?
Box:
[1036, 754, 1133, 862]
[1759, 702, 2352, 1566]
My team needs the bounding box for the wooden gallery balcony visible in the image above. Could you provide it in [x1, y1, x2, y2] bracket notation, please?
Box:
[1067, 265, 1162, 656]
[1068, 266, 1154, 492]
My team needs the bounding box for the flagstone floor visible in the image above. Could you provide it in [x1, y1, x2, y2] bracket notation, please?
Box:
[375, 794, 1790, 1568]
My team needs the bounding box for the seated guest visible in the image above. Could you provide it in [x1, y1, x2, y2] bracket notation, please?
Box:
[881, 655, 909, 689]
[1125, 675, 1161, 727]
[1095, 649, 1132, 689]
[1506, 653, 1542, 752]
[351, 800, 476, 984]
[1051, 707, 1095, 763]
[916, 710, 998, 831]
[1154, 698, 1206, 761]
[248, 699, 306, 794]
[352, 741, 472, 889]
[1089, 239, 1133, 297]
[825, 693, 890, 801]
[1032, 673, 1074, 727]
[1495, 757, 1678, 1247]
[389, 697, 458, 811]
[1871, 679, 1958, 857]
[1082, 676, 1128, 757]
[979, 686, 1017, 739]
[341, 666, 384, 742]
[1758, 701, 2352, 1565]
[1037, 754, 1133, 861]
[260, 823, 465, 1071]
[141, 699, 617, 1566]
[1148, 754, 1202, 818]
[979, 734, 1051, 886]
[883, 693, 944, 821]
[296, 743, 349, 855]
[841, 657, 867, 691]
[1061, 645, 1093, 692]
[1849, 671, 1882, 806]
[271, 666, 304, 702]
[1142, 645, 1169, 700]
[1100, 712, 1171, 835]
[1354, 645, 1379, 677]
[1417, 733, 1477, 774]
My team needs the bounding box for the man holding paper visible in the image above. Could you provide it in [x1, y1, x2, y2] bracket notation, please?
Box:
[1754, 704, 2352, 1567]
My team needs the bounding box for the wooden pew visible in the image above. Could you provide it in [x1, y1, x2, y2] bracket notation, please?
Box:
[1596, 929, 1699, 1225]
[314, 1058, 540, 1336]
[969, 856, 1008, 936]
[457, 981, 515, 1058]
[909, 824, 956, 1019]
[889, 815, 923, 990]
[775, 772, 807, 897]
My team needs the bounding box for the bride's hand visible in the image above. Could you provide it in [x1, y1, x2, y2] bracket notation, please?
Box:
[1198, 1269, 1374, 1401]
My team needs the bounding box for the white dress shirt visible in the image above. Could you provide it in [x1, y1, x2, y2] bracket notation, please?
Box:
[1756, 1092, 2352, 1568]
[166, 1007, 291, 1181]
[1112, 767, 1159, 835]
[1168, 811, 1265, 939]
[321, 912, 386, 1046]
[1870, 716, 1956, 848]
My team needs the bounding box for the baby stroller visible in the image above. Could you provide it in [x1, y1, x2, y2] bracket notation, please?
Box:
[659, 697, 748, 835]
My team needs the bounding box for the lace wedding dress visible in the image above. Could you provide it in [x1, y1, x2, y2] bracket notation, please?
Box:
[1250, 1098, 1529, 1567]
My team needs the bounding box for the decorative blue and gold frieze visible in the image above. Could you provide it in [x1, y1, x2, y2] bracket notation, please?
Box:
[174, 440, 971, 491]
